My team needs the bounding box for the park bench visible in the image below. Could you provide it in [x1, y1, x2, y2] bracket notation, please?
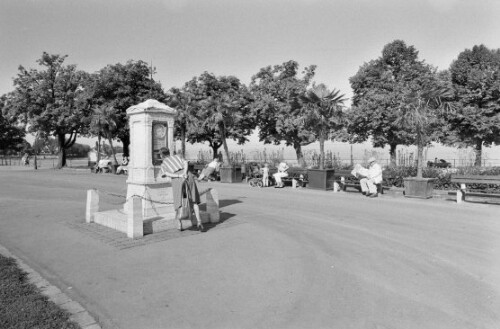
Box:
[450, 175, 500, 203]
[334, 169, 386, 194]
[281, 168, 308, 187]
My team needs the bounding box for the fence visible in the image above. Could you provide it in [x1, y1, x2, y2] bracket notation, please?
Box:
[2, 155, 499, 169]
[0, 156, 90, 169]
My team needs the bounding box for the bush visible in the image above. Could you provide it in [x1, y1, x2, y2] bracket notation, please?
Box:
[382, 166, 500, 192]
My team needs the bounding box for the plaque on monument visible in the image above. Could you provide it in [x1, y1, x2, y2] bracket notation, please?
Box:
[152, 121, 168, 165]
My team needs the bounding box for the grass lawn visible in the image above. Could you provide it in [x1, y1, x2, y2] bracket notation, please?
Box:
[0, 254, 81, 329]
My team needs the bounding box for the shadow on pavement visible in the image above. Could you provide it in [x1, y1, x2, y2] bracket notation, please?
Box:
[218, 199, 243, 208]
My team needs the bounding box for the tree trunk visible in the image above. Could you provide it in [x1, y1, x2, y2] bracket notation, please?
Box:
[210, 143, 221, 160]
[56, 131, 77, 169]
[121, 134, 130, 158]
[319, 131, 325, 170]
[180, 127, 186, 158]
[220, 123, 230, 166]
[474, 140, 482, 167]
[108, 136, 118, 174]
[416, 142, 424, 179]
[96, 136, 101, 163]
[294, 143, 306, 168]
[389, 144, 397, 167]
[56, 133, 67, 169]
[33, 132, 39, 170]
[350, 143, 354, 167]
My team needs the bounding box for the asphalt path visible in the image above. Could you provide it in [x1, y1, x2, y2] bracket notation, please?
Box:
[0, 168, 499, 329]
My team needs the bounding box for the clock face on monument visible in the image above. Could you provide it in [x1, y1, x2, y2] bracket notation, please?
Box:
[154, 125, 166, 138]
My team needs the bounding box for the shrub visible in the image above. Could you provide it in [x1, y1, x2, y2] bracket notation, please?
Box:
[382, 166, 500, 192]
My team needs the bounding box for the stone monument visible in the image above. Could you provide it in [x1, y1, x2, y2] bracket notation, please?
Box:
[126, 99, 176, 218]
[86, 99, 220, 238]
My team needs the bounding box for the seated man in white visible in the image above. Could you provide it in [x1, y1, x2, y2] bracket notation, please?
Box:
[273, 161, 289, 188]
[197, 158, 220, 181]
[116, 156, 129, 175]
[356, 157, 383, 198]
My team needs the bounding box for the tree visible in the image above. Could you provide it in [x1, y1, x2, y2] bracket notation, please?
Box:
[166, 87, 198, 158]
[89, 106, 120, 172]
[396, 86, 454, 178]
[249, 60, 316, 167]
[298, 84, 347, 169]
[1, 53, 89, 168]
[81, 60, 165, 157]
[0, 105, 25, 155]
[447, 45, 500, 166]
[184, 72, 254, 164]
[349, 40, 434, 165]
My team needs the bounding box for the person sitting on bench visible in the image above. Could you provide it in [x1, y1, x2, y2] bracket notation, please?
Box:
[355, 157, 382, 198]
[197, 157, 220, 181]
[273, 161, 289, 188]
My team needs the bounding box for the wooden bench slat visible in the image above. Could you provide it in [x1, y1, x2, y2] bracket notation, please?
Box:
[451, 175, 500, 185]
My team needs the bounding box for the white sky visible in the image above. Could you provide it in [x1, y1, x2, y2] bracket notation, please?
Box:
[1, 0, 500, 161]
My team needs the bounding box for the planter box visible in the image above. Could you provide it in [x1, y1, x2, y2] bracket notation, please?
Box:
[403, 177, 436, 199]
[219, 166, 243, 183]
[307, 168, 336, 190]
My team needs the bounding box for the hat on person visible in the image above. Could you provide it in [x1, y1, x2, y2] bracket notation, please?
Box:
[368, 157, 376, 164]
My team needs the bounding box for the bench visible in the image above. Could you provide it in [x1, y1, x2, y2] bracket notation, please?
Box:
[334, 169, 385, 194]
[281, 169, 308, 188]
[450, 175, 500, 203]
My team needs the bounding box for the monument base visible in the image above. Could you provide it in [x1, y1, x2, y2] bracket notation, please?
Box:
[93, 209, 211, 235]
[87, 188, 220, 238]
[126, 182, 174, 219]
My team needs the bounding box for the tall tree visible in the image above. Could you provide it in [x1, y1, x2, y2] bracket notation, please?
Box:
[184, 72, 254, 164]
[1, 53, 89, 168]
[447, 45, 500, 166]
[81, 60, 165, 157]
[349, 40, 434, 165]
[89, 106, 120, 171]
[0, 99, 25, 155]
[166, 87, 198, 158]
[298, 84, 347, 169]
[396, 86, 454, 178]
[249, 60, 316, 167]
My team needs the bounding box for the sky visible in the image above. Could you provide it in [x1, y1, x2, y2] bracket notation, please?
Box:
[1, 0, 500, 163]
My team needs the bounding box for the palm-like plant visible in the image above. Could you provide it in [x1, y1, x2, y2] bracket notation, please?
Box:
[167, 87, 197, 158]
[299, 84, 347, 169]
[199, 93, 244, 166]
[90, 106, 119, 171]
[396, 86, 454, 178]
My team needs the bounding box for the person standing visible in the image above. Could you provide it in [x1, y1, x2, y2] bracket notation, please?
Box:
[359, 157, 383, 198]
[160, 147, 205, 232]
[273, 161, 289, 188]
[261, 163, 270, 187]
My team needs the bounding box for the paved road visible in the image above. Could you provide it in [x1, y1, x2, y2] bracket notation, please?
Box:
[1, 168, 499, 329]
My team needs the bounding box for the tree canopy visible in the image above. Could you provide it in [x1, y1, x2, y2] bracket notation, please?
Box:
[183, 72, 254, 164]
[447, 44, 500, 166]
[0, 99, 25, 155]
[1, 52, 89, 168]
[348, 40, 438, 164]
[249, 60, 316, 167]
[298, 84, 347, 169]
[81, 60, 166, 157]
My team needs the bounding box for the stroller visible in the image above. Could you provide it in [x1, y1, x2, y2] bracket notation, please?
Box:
[247, 165, 274, 187]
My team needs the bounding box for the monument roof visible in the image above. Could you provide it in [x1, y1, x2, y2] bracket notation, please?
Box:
[126, 99, 177, 115]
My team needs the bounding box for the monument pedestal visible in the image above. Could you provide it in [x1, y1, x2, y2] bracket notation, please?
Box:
[85, 99, 220, 238]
